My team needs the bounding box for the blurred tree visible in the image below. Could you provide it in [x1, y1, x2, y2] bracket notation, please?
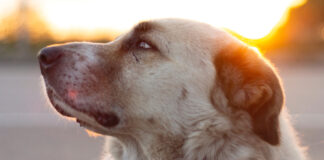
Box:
[16, 0, 30, 58]
[0, 0, 52, 59]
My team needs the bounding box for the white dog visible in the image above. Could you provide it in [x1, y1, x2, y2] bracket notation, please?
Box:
[38, 19, 306, 160]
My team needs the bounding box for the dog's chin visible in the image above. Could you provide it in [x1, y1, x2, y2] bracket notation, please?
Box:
[46, 88, 74, 117]
[46, 87, 78, 118]
[45, 86, 109, 134]
[44, 85, 119, 135]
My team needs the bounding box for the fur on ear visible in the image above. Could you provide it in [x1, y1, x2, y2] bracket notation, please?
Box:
[213, 44, 284, 145]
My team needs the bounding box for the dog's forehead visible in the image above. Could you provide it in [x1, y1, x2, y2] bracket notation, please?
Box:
[133, 21, 155, 34]
[152, 19, 224, 38]
[144, 19, 235, 50]
[129, 19, 219, 39]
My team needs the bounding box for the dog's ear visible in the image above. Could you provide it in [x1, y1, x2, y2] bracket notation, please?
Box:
[213, 44, 284, 145]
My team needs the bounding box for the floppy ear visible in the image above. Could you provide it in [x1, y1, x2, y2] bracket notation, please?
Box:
[213, 44, 284, 145]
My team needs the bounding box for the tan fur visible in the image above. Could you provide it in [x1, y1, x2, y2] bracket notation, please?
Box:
[39, 19, 307, 160]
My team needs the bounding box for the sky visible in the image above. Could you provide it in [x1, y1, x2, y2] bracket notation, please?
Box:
[0, 0, 306, 39]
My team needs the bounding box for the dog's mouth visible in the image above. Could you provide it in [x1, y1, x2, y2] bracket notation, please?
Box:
[45, 86, 120, 133]
[46, 87, 91, 127]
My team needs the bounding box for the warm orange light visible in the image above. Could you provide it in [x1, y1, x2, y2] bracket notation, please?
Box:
[85, 129, 102, 137]
[321, 26, 324, 41]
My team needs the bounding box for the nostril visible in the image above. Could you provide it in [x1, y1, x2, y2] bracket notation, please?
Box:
[38, 46, 63, 67]
[39, 53, 50, 64]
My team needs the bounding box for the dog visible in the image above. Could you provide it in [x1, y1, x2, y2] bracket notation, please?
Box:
[38, 18, 306, 160]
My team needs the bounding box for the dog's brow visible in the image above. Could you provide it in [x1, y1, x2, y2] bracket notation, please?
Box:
[134, 22, 154, 34]
[120, 22, 154, 51]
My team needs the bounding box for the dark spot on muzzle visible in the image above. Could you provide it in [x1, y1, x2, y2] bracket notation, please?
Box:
[94, 112, 120, 128]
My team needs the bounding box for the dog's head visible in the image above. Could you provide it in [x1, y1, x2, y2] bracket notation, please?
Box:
[39, 19, 283, 145]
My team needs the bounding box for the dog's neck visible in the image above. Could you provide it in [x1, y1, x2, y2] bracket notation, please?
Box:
[106, 110, 272, 160]
[109, 132, 185, 160]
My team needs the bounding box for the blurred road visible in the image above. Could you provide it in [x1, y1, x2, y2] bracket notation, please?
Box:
[0, 62, 323, 160]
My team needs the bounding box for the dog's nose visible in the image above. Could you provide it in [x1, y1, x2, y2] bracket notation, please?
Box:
[38, 46, 63, 68]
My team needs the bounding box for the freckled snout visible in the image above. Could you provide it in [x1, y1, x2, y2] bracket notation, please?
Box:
[38, 43, 121, 131]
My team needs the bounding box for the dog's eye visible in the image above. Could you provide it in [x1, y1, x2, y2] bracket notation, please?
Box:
[138, 41, 152, 49]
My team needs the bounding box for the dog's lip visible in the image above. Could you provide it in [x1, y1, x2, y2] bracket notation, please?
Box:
[76, 119, 91, 127]
[46, 87, 103, 130]
[45, 85, 120, 133]
[47, 88, 74, 118]
[53, 104, 73, 117]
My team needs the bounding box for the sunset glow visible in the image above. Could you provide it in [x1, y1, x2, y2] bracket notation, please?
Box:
[0, 0, 306, 41]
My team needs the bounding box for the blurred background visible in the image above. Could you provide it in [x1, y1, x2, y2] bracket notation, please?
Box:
[0, 0, 323, 159]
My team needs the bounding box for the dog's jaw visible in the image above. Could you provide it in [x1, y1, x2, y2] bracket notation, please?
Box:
[44, 85, 113, 135]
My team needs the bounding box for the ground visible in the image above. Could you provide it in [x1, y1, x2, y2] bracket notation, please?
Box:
[0, 62, 323, 160]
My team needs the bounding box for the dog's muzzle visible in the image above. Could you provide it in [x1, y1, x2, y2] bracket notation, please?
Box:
[38, 45, 120, 128]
